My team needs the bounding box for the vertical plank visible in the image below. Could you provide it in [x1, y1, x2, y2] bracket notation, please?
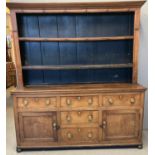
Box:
[132, 9, 140, 83]
[138, 92, 145, 142]
[99, 94, 103, 142]
[10, 10, 23, 89]
[102, 110, 107, 141]
[56, 96, 61, 143]
[13, 96, 20, 146]
[39, 15, 57, 37]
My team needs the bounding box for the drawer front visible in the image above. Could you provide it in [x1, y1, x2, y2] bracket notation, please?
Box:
[61, 127, 99, 143]
[60, 95, 99, 108]
[17, 97, 57, 110]
[61, 111, 99, 125]
[102, 93, 141, 107]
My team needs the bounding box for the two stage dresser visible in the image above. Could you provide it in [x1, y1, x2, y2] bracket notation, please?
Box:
[7, 0, 146, 152]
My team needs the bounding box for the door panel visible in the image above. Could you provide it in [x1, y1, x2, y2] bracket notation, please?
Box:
[102, 110, 140, 141]
[19, 112, 58, 142]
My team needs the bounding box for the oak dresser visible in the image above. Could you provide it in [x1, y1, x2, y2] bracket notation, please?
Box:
[7, 0, 146, 152]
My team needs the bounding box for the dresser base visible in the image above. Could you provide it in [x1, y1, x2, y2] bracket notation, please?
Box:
[12, 84, 146, 152]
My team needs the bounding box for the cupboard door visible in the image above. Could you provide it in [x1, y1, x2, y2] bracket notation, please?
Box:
[19, 112, 58, 142]
[102, 110, 140, 141]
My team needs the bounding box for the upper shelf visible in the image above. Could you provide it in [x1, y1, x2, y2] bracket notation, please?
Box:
[22, 64, 133, 70]
[19, 36, 133, 42]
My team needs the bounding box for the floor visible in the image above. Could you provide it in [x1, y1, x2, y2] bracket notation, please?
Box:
[6, 87, 148, 155]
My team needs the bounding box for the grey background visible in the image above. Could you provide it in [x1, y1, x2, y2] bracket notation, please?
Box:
[9, 0, 148, 129]
[139, 1, 148, 130]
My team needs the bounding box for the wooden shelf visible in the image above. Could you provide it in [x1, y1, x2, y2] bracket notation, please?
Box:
[22, 64, 133, 70]
[19, 36, 133, 42]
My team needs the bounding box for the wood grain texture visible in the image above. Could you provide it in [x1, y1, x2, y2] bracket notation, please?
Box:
[19, 112, 58, 142]
[6, 1, 145, 10]
[102, 109, 140, 140]
[12, 8, 136, 14]
[60, 127, 99, 143]
[11, 83, 146, 94]
[60, 95, 99, 108]
[132, 8, 141, 83]
[10, 10, 24, 89]
[17, 97, 57, 110]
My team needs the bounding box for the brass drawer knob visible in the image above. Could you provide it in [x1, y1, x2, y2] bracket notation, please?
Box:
[77, 128, 81, 132]
[66, 99, 72, 106]
[67, 132, 73, 139]
[23, 99, 28, 106]
[88, 98, 93, 106]
[130, 97, 135, 104]
[88, 132, 93, 138]
[108, 98, 113, 105]
[119, 95, 123, 100]
[88, 114, 93, 122]
[78, 111, 81, 116]
[103, 121, 106, 125]
[46, 99, 50, 105]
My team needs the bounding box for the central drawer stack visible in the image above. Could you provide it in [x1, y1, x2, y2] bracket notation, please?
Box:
[60, 95, 99, 143]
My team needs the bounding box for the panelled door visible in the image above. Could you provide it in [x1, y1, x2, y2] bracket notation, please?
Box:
[19, 112, 58, 143]
[101, 109, 140, 141]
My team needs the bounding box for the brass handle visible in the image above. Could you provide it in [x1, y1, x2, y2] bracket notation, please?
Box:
[108, 98, 113, 105]
[88, 132, 93, 138]
[100, 121, 107, 129]
[53, 122, 59, 130]
[77, 128, 81, 132]
[88, 98, 93, 106]
[23, 99, 28, 106]
[66, 99, 72, 106]
[53, 122, 57, 130]
[67, 132, 73, 139]
[77, 96, 81, 100]
[130, 97, 135, 104]
[88, 114, 93, 122]
[46, 99, 50, 105]
[66, 115, 71, 123]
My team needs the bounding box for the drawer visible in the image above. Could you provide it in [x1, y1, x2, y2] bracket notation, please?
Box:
[17, 97, 57, 110]
[61, 127, 99, 143]
[102, 93, 141, 107]
[60, 95, 99, 108]
[61, 111, 99, 125]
